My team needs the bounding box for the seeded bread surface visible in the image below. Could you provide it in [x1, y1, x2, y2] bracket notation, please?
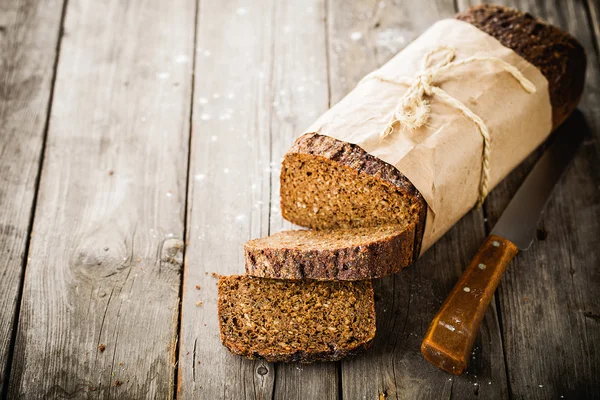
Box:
[245, 224, 416, 280]
[281, 133, 427, 260]
[218, 276, 376, 363]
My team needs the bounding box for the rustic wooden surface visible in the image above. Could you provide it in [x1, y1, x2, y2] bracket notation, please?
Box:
[0, 0, 65, 396]
[4, 0, 195, 398]
[1, 0, 598, 399]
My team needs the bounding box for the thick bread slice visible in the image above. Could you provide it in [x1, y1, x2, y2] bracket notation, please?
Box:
[280, 133, 428, 260]
[245, 224, 416, 280]
[280, 5, 585, 263]
[218, 276, 376, 363]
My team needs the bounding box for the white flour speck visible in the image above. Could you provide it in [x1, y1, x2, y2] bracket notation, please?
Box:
[166, 191, 172, 197]
[539, 385, 544, 388]
[198, 97, 208, 104]
[376, 28, 407, 53]
[223, 168, 229, 174]
[250, 183, 258, 190]
[210, 135, 218, 142]
[166, 233, 174, 238]
[283, 25, 292, 34]
[200, 113, 211, 121]
[212, 93, 220, 99]
[227, 92, 236, 99]
[350, 32, 363, 41]
[297, 86, 305, 92]
[235, 214, 246, 223]
[175, 55, 188, 63]
[195, 174, 205, 181]
[236, 7, 248, 15]
[203, 50, 211, 57]
[157, 72, 170, 79]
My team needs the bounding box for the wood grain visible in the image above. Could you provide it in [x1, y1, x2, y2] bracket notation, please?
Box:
[457, 0, 600, 398]
[422, 235, 518, 375]
[0, 0, 65, 395]
[177, 1, 277, 398]
[328, 1, 509, 398]
[6, 0, 195, 398]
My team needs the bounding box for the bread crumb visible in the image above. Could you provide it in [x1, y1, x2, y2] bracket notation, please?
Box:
[98, 344, 105, 352]
[114, 380, 123, 387]
[196, 301, 203, 307]
[195, 284, 201, 290]
[211, 272, 221, 278]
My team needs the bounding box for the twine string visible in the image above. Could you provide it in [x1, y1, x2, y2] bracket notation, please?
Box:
[360, 46, 536, 207]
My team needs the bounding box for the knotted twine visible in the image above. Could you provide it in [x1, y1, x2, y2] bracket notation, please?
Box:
[359, 46, 536, 207]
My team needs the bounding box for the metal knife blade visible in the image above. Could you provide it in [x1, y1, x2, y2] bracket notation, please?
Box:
[491, 112, 585, 250]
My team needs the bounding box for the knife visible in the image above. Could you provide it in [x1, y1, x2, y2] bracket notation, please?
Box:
[420, 112, 585, 375]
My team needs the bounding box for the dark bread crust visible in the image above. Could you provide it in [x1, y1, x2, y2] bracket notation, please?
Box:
[457, 4, 586, 128]
[245, 225, 416, 280]
[224, 336, 374, 363]
[283, 132, 427, 260]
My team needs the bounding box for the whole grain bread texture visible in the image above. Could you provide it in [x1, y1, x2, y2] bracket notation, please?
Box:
[245, 224, 416, 280]
[279, 5, 585, 264]
[218, 276, 376, 362]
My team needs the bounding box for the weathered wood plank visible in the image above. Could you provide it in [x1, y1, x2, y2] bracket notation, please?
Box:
[329, 1, 509, 398]
[177, 1, 277, 398]
[7, 0, 195, 398]
[268, 1, 340, 398]
[0, 0, 65, 395]
[457, 0, 600, 398]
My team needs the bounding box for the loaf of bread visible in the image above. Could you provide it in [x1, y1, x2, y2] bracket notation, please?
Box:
[280, 5, 585, 266]
[245, 224, 415, 280]
[218, 276, 376, 362]
[219, 5, 586, 363]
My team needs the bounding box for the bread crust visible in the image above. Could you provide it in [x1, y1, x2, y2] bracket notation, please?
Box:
[245, 225, 416, 280]
[457, 4, 586, 128]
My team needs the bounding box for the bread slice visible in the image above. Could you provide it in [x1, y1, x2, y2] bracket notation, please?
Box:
[280, 133, 428, 260]
[245, 224, 416, 280]
[218, 275, 376, 363]
[279, 5, 585, 262]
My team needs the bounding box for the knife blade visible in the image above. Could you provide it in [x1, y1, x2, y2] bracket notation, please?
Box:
[421, 112, 585, 375]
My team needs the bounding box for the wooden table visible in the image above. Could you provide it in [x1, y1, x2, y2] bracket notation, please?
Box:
[1, 0, 598, 398]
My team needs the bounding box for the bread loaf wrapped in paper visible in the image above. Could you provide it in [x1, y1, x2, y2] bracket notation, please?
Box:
[279, 5, 586, 264]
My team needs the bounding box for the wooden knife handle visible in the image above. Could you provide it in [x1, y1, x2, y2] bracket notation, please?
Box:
[421, 234, 518, 375]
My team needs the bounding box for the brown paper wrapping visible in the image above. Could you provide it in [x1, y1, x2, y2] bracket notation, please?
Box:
[303, 19, 552, 254]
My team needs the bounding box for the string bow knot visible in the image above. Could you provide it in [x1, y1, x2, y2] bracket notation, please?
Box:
[360, 46, 536, 207]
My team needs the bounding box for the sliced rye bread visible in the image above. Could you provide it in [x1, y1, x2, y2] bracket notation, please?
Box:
[218, 275, 376, 362]
[280, 5, 585, 263]
[245, 224, 416, 280]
